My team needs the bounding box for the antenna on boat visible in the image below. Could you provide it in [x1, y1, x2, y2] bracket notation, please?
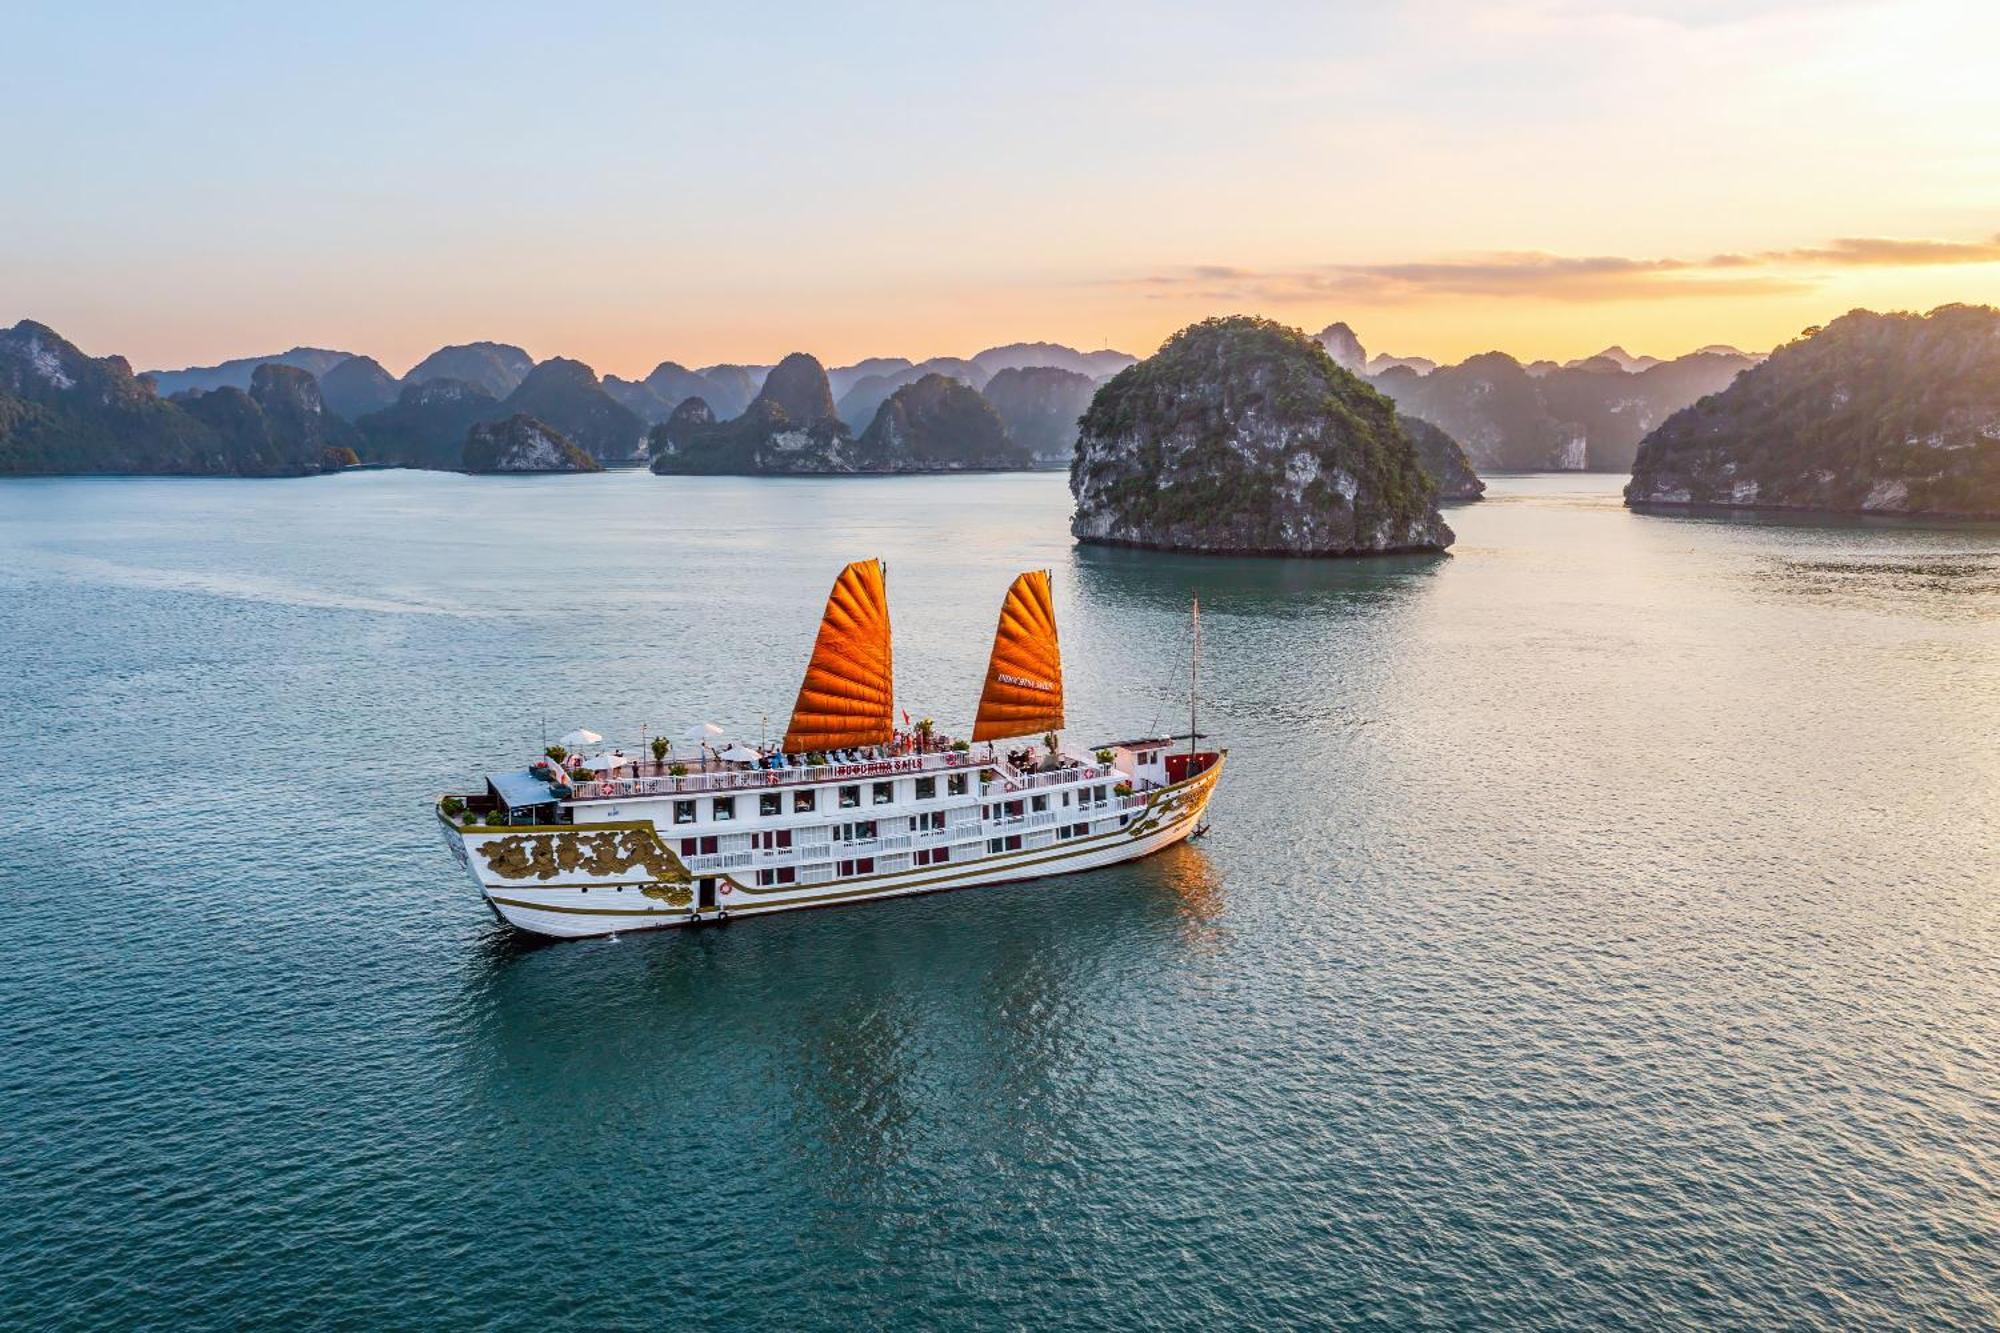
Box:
[1189, 591, 1200, 758]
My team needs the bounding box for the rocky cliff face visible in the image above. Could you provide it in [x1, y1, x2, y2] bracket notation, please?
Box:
[1400, 415, 1485, 501]
[858, 374, 1031, 470]
[649, 395, 859, 474]
[752, 353, 839, 425]
[356, 378, 499, 468]
[650, 395, 716, 454]
[499, 358, 646, 462]
[319, 355, 401, 421]
[1315, 322, 1368, 375]
[979, 366, 1095, 467]
[0, 321, 353, 476]
[1071, 316, 1452, 556]
[1626, 305, 2000, 517]
[402, 342, 535, 398]
[178, 363, 363, 474]
[462, 414, 602, 473]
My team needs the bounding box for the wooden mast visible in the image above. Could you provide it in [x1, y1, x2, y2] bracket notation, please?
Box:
[1188, 592, 1200, 757]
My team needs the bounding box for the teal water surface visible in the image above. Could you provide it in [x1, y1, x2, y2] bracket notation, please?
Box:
[1, 471, 1995, 1329]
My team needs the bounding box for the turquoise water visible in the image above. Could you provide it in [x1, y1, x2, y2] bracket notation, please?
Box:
[1, 470, 1995, 1329]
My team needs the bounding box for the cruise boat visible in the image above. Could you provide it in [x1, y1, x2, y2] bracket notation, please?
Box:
[435, 560, 1224, 938]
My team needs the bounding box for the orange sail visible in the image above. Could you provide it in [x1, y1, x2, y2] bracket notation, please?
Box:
[972, 570, 1065, 742]
[784, 558, 895, 752]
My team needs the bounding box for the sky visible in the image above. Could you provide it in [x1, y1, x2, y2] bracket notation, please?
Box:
[8, 0, 2000, 376]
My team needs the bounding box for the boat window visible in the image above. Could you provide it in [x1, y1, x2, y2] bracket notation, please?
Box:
[838, 785, 860, 809]
[914, 776, 937, 800]
[872, 781, 894, 805]
[1092, 786, 1107, 803]
[915, 846, 950, 867]
[948, 773, 969, 796]
[794, 789, 817, 813]
[837, 857, 876, 877]
[756, 866, 798, 887]
[1031, 794, 1048, 813]
[673, 800, 696, 824]
[712, 796, 735, 822]
[760, 793, 781, 816]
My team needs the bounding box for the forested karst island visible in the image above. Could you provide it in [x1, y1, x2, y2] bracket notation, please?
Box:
[1626, 305, 2000, 517]
[1070, 316, 1456, 556]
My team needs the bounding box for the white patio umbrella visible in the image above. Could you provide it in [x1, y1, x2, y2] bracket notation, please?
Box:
[583, 752, 630, 772]
[684, 722, 725, 742]
[559, 728, 602, 749]
[717, 744, 762, 763]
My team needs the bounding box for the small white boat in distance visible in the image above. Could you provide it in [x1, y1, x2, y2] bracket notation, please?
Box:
[436, 560, 1224, 938]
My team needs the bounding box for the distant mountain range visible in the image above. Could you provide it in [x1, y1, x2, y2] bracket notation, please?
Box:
[649, 355, 1034, 475]
[9, 314, 1776, 479]
[17, 327, 1137, 476]
[1315, 322, 1765, 471]
[143, 346, 354, 398]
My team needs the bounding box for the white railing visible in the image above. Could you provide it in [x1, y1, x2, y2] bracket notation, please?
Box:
[686, 851, 752, 873]
[981, 764, 1109, 797]
[572, 749, 980, 802]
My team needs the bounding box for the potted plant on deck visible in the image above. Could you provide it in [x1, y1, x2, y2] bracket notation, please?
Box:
[651, 736, 670, 774]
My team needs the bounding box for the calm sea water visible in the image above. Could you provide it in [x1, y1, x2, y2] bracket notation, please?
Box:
[1, 470, 1995, 1329]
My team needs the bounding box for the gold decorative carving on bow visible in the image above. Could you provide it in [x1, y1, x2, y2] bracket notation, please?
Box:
[477, 828, 690, 883]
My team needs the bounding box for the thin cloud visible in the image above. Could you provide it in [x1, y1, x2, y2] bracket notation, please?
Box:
[1112, 231, 2000, 305]
[1756, 234, 2000, 265]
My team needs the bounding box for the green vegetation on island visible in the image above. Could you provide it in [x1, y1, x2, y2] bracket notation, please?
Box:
[1071, 316, 1453, 555]
[1626, 304, 2000, 517]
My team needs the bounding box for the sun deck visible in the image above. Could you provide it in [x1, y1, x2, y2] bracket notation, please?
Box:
[477, 743, 1138, 817]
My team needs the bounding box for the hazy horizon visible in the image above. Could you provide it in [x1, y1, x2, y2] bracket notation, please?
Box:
[11, 1, 2000, 377]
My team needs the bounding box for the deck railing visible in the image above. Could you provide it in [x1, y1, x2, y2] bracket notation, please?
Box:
[572, 748, 982, 802]
[981, 764, 1110, 796]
